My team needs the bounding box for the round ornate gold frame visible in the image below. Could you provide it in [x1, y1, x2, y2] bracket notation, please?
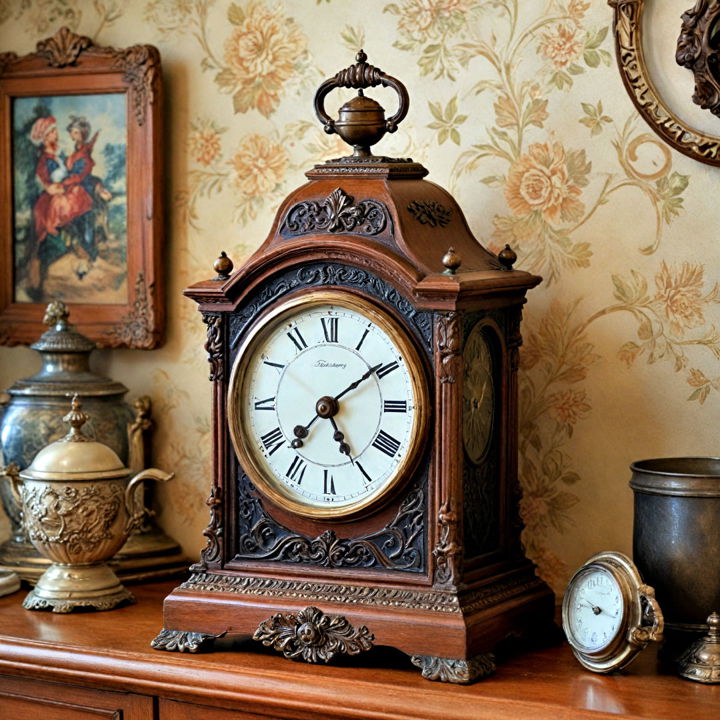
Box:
[610, 0, 720, 166]
[562, 550, 664, 673]
[227, 289, 430, 521]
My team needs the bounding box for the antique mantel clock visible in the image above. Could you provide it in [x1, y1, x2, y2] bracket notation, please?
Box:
[153, 52, 554, 684]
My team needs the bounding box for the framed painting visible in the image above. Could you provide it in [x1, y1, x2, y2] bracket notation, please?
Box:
[0, 27, 164, 348]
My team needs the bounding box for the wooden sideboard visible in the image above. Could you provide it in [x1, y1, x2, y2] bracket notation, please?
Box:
[0, 580, 716, 719]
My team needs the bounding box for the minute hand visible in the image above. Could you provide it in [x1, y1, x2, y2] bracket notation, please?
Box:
[334, 363, 383, 402]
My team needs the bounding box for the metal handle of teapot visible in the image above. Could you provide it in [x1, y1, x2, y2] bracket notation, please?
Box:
[0, 463, 22, 506]
[124, 468, 174, 533]
[314, 49, 409, 136]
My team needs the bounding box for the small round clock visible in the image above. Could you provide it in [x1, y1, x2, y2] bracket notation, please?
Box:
[227, 290, 429, 519]
[562, 551, 664, 673]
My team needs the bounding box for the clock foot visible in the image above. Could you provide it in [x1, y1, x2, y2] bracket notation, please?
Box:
[150, 628, 222, 653]
[410, 653, 496, 684]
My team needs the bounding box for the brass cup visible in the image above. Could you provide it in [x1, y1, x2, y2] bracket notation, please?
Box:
[7, 466, 172, 612]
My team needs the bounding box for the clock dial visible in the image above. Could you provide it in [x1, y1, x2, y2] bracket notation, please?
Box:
[463, 325, 494, 464]
[228, 292, 428, 518]
[565, 566, 624, 652]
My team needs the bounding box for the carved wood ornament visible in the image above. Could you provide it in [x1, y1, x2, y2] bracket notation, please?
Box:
[609, 0, 720, 166]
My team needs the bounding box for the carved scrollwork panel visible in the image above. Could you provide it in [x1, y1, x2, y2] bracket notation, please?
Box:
[282, 187, 390, 236]
[609, 0, 720, 165]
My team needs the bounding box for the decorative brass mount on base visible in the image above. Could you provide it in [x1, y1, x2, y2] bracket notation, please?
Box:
[677, 612, 720, 684]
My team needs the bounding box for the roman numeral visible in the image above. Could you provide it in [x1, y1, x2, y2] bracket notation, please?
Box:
[286, 327, 307, 352]
[355, 324, 371, 351]
[321, 316, 339, 343]
[383, 400, 407, 413]
[356, 462, 372, 485]
[323, 469, 336, 495]
[260, 427, 284, 455]
[372, 429, 401, 457]
[286, 456, 306, 485]
[376, 361, 399, 379]
[254, 396, 276, 411]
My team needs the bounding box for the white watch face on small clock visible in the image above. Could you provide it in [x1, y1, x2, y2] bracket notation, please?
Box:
[228, 291, 428, 518]
[565, 565, 624, 652]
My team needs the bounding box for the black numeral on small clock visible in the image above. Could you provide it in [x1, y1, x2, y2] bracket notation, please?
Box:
[254, 396, 276, 411]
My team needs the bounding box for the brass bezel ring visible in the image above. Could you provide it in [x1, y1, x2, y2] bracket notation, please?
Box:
[562, 550, 663, 673]
[227, 289, 430, 521]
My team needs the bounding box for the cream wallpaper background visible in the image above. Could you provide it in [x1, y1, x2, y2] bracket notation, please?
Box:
[1, 0, 719, 596]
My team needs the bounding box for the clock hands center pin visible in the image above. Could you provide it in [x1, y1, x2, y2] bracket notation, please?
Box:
[291, 363, 383, 448]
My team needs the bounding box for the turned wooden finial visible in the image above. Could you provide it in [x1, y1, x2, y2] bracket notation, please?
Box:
[498, 244, 517, 271]
[442, 247, 462, 275]
[213, 251, 234, 280]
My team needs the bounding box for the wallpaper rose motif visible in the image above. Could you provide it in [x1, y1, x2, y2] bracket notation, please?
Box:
[1, 0, 718, 596]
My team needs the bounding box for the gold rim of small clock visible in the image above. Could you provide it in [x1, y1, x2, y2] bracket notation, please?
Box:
[561, 550, 663, 673]
[227, 289, 430, 520]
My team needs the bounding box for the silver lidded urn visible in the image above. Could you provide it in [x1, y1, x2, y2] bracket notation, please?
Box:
[2, 396, 173, 612]
[0, 301, 186, 582]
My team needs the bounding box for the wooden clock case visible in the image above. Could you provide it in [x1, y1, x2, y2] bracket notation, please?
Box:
[154, 59, 554, 684]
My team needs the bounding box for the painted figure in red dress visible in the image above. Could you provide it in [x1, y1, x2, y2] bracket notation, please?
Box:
[30, 115, 93, 245]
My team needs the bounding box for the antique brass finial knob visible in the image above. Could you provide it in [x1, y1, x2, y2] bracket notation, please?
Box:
[62, 395, 91, 442]
[498, 244, 517, 271]
[314, 51, 409, 158]
[442, 247, 462, 275]
[213, 251, 233, 280]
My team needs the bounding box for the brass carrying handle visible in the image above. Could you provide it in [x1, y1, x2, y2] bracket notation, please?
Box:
[314, 50, 409, 135]
[124, 468, 174, 533]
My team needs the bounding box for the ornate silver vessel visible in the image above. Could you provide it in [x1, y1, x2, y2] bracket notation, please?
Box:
[3, 397, 173, 612]
[0, 301, 186, 582]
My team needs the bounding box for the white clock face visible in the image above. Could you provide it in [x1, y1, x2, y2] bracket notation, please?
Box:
[565, 566, 625, 652]
[228, 292, 427, 518]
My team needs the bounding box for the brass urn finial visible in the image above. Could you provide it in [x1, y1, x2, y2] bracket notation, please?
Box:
[442, 247, 462, 275]
[314, 51, 409, 158]
[62, 394, 90, 442]
[213, 251, 234, 280]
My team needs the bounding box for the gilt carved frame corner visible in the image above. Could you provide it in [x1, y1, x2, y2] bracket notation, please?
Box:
[0, 27, 164, 349]
[609, 0, 720, 166]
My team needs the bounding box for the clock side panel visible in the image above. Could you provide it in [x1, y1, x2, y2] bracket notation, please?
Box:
[206, 261, 435, 583]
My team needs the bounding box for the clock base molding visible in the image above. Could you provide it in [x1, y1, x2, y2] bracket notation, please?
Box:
[152, 566, 554, 683]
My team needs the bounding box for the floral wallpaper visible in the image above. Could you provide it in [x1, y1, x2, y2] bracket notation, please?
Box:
[1, 0, 718, 596]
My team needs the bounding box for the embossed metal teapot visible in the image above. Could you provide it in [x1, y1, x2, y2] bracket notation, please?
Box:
[2, 396, 173, 613]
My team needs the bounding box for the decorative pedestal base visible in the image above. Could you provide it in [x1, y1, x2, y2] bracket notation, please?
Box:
[23, 562, 135, 613]
[0, 526, 188, 585]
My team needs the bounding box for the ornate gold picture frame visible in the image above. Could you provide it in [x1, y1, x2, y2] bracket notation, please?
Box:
[610, 0, 720, 166]
[0, 27, 164, 348]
